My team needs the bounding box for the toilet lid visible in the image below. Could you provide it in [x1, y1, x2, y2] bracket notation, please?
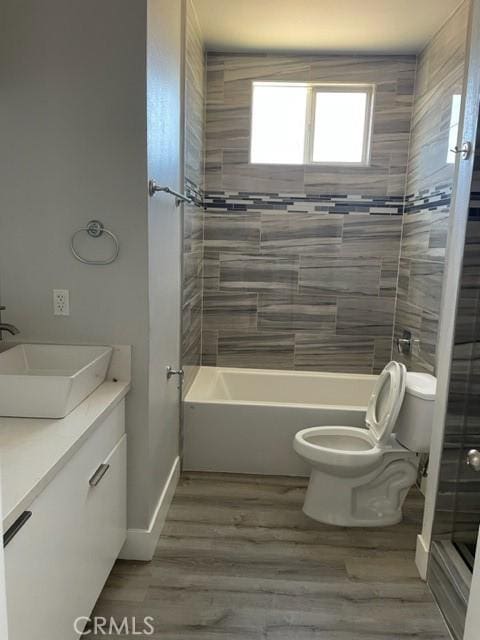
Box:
[365, 361, 406, 444]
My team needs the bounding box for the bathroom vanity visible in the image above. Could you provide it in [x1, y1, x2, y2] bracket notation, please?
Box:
[0, 347, 130, 640]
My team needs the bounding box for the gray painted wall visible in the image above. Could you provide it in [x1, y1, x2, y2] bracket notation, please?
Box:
[0, 0, 183, 532]
[146, 0, 183, 520]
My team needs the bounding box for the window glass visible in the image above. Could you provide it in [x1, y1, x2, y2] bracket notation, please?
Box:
[250, 82, 373, 165]
[312, 91, 368, 163]
[447, 94, 462, 164]
[250, 84, 308, 164]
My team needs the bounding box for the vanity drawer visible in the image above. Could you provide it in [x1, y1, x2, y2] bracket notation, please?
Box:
[5, 401, 126, 640]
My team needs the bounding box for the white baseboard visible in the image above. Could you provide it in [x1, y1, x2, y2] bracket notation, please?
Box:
[415, 534, 430, 580]
[119, 456, 180, 561]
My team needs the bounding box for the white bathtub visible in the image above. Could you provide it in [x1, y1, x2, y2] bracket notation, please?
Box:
[183, 366, 377, 476]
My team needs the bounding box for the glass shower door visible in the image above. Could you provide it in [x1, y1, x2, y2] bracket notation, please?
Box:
[452, 294, 480, 571]
[429, 109, 480, 640]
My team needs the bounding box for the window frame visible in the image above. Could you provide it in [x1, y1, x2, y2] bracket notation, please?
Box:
[249, 81, 375, 167]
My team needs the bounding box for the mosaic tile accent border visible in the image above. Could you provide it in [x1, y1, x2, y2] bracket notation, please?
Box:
[201, 187, 454, 216]
[404, 186, 453, 215]
[203, 191, 404, 215]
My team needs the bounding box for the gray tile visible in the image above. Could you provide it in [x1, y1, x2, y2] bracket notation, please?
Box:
[380, 258, 400, 298]
[203, 251, 220, 291]
[183, 202, 204, 255]
[184, 8, 204, 189]
[220, 253, 299, 292]
[258, 292, 336, 332]
[182, 3, 205, 375]
[206, 105, 250, 150]
[260, 212, 343, 255]
[428, 209, 450, 258]
[204, 212, 261, 254]
[408, 260, 444, 314]
[182, 291, 202, 366]
[340, 215, 402, 259]
[205, 149, 223, 191]
[374, 337, 393, 373]
[299, 256, 381, 296]
[393, 299, 425, 370]
[405, 2, 468, 195]
[337, 296, 395, 337]
[295, 333, 375, 373]
[203, 291, 258, 332]
[401, 212, 430, 258]
[201, 329, 218, 367]
[222, 150, 305, 193]
[397, 258, 410, 301]
[394, 299, 422, 336]
[183, 250, 203, 304]
[393, 2, 469, 379]
[304, 165, 391, 198]
[217, 332, 295, 369]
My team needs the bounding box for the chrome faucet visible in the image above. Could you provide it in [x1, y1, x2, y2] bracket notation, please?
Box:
[0, 306, 20, 339]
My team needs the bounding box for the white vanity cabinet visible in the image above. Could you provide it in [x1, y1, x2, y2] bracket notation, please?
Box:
[4, 400, 127, 640]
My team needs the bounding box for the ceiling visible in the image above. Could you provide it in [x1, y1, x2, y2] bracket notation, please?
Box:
[193, 0, 463, 54]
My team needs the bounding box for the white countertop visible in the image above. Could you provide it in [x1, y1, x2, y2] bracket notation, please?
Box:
[0, 380, 130, 530]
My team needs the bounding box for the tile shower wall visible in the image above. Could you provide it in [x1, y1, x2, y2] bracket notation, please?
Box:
[201, 53, 416, 373]
[393, 2, 469, 373]
[182, 0, 205, 390]
[205, 53, 416, 196]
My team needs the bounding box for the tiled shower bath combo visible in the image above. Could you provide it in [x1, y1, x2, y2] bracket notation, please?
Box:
[199, 52, 415, 374]
[182, 6, 467, 376]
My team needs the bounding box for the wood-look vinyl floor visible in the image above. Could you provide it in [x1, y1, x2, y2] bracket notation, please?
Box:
[86, 473, 449, 639]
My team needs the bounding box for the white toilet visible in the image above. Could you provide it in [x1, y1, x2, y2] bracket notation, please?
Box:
[293, 361, 436, 527]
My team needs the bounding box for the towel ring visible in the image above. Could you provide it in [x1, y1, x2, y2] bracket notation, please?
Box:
[71, 220, 119, 265]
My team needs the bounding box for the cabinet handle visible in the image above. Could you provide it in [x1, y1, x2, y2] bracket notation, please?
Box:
[89, 463, 110, 487]
[3, 511, 32, 548]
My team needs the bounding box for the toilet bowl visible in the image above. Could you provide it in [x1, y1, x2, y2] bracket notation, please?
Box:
[293, 361, 436, 527]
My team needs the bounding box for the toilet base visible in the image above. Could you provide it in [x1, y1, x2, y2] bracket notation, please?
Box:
[303, 455, 418, 527]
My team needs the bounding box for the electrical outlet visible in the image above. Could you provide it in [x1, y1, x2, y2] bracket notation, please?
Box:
[53, 289, 70, 316]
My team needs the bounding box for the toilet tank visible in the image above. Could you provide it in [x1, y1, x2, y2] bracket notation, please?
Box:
[394, 372, 437, 453]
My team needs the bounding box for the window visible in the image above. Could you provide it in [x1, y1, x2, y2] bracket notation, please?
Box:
[250, 82, 374, 165]
[447, 94, 462, 164]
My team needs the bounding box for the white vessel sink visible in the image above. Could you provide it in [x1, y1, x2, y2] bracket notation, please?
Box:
[0, 344, 112, 418]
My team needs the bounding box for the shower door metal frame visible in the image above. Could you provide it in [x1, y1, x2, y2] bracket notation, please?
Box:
[418, 0, 480, 573]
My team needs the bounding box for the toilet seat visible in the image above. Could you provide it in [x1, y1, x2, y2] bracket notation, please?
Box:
[365, 360, 406, 443]
[294, 426, 383, 472]
[293, 361, 407, 467]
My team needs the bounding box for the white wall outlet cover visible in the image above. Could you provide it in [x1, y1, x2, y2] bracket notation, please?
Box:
[53, 289, 70, 316]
